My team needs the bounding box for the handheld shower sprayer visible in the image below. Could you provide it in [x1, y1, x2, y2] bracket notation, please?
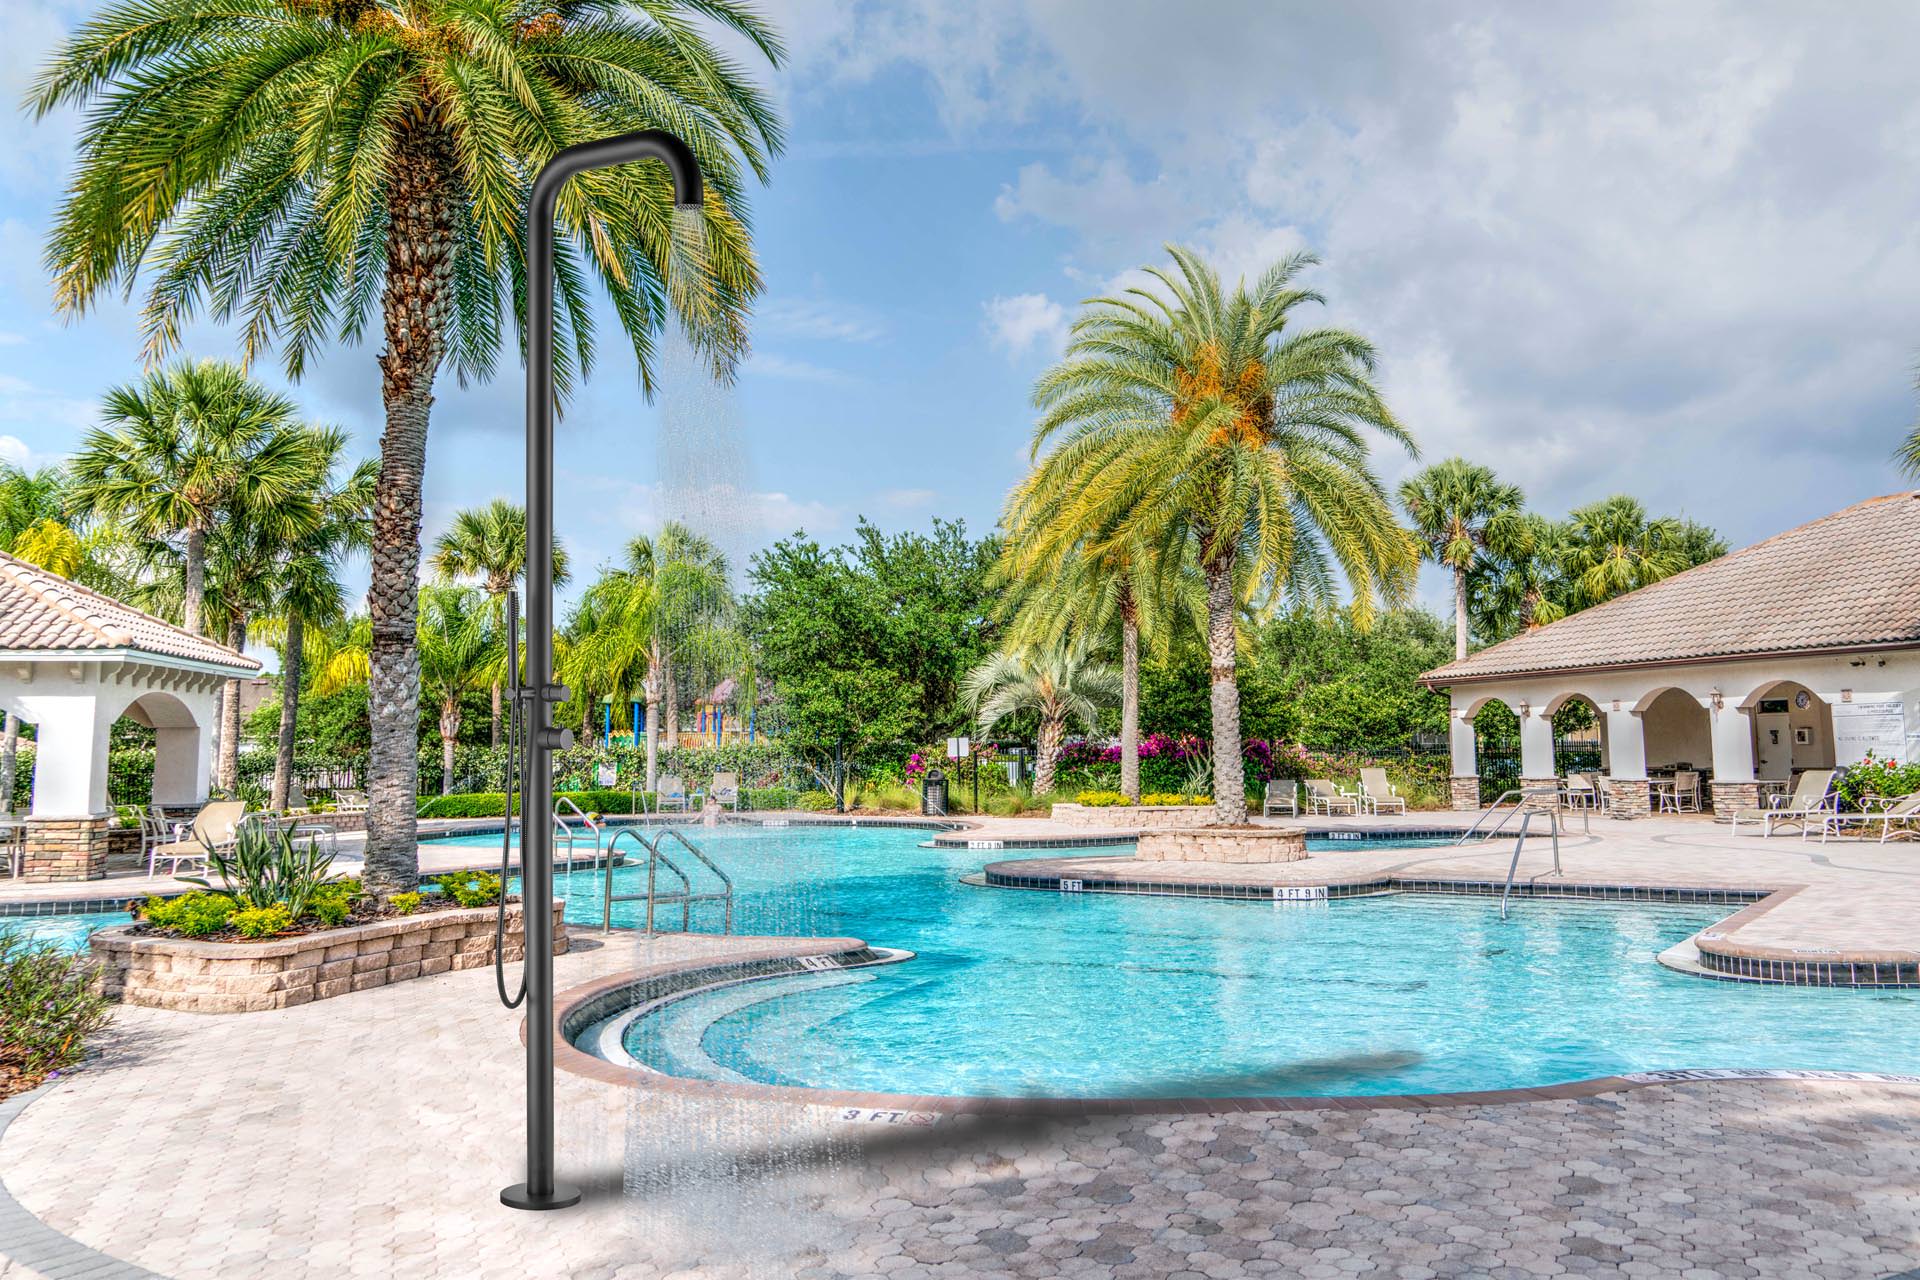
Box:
[502, 130, 704, 1214]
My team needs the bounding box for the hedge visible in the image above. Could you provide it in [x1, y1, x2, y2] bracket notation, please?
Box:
[417, 786, 800, 820]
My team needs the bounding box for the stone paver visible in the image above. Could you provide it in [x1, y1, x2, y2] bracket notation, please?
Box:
[3, 928, 1919, 1278]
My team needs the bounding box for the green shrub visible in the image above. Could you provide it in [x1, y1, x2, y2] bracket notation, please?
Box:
[306, 879, 358, 927]
[1141, 792, 1210, 807]
[433, 871, 503, 908]
[1836, 756, 1920, 811]
[0, 930, 112, 1086]
[1074, 790, 1133, 807]
[796, 790, 836, 811]
[391, 892, 424, 915]
[143, 892, 236, 938]
[230, 904, 293, 939]
[184, 821, 340, 919]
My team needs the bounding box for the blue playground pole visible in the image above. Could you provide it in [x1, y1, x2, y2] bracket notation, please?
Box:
[631, 701, 640, 745]
[749, 707, 756, 743]
[715, 709, 724, 744]
[602, 703, 611, 742]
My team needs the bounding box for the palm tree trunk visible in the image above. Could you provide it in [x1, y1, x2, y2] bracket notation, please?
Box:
[489, 681, 502, 749]
[663, 655, 679, 745]
[439, 700, 459, 796]
[0, 711, 18, 815]
[644, 658, 661, 790]
[1203, 550, 1247, 824]
[364, 120, 457, 896]
[271, 615, 304, 811]
[219, 615, 246, 792]
[1035, 713, 1062, 796]
[1120, 599, 1140, 802]
[183, 522, 207, 636]
[1453, 563, 1469, 662]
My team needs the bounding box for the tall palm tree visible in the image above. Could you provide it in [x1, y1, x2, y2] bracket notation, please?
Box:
[1020, 246, 1418, 822]
[67, 361, 315, 636]
[1471, 513, 1569, 639]
[963, 641, 1120, 796]
[1399, 458, 1528, 662]
[35, 0, 784, 894]
[618, 523, 732, 783]
[430, 499, 568, 748]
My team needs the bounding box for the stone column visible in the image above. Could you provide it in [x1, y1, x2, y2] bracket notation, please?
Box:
[1449, 709, 1479, 811]
[1707, 698, 1759, 821]
[1602, 704, 1651, 818]
[23, 815, 112, 881]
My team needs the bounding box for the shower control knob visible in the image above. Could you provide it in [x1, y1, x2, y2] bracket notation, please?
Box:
[537, 726, 575, 751]
[541, 683, 570, 702]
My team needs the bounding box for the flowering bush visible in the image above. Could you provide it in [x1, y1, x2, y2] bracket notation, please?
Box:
[1836, 753, 1920, 811]
[1140, 792, 1211, 806]
[1074, 790, 1133, 806]
[904, 752, 927, 784]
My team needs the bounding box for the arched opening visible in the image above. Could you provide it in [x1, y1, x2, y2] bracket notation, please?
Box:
[123, 690, 208, 809]
[1543, 693, 1607, 776]
[1743, 680, 1834, 780]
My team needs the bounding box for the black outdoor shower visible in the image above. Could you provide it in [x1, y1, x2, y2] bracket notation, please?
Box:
[500, 130, 704, 1213]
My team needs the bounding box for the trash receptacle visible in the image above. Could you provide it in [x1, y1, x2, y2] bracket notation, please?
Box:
[922, 768, 948, 816]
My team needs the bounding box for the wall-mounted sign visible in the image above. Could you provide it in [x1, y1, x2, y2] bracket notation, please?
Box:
[1832, 696, 1906, 764]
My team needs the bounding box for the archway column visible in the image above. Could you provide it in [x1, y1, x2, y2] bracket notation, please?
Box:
[1601, 702, 1651, 818]
[19, 689, 114, 881]
[1519, 702, 1559, 804]
[1707, 696, 1759, 820]
[1448, 708, 1479, 810]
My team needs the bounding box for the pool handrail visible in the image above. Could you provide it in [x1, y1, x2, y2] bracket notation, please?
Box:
[1499, 807, 1564, 919]
[553, 797, 604, 882]
[599, 827, 734, 935]
[1456, 786, 1586, 844]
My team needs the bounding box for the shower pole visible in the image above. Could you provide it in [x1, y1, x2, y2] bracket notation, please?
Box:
[505, 130, 704, 1213]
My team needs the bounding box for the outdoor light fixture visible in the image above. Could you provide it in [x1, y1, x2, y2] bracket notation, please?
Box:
[502, 130, 704, 1213]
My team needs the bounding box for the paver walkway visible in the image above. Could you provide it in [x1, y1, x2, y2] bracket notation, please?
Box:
[4, 925, 1920, 1279]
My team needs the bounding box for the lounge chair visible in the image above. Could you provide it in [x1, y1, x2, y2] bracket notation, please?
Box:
[1812, 791, 1920, 844]
[656, 774, 692, 814]
[146, 800, 247, 877]
[1358, 768, 1406, 814]
[1729, 769, 1836, 837]
[1304, 779, 1358, 816]
[1263, 778, 1299, 818]
[711, 772, 741, 811]
[335, 789, 369, 814]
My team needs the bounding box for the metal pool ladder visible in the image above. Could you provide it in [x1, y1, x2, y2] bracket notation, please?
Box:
[1456, 786, 1588, 845]
[1499, 808, 1564, 920]
[553, 797, 604, 883]
[601, 828, 735, 935]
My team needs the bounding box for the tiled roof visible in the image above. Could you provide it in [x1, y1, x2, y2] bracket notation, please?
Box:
[1421, 491, 1920, 685]
[0, 549, 260, 673]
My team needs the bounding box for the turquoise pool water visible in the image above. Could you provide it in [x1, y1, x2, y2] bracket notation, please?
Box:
[4, 910, 127, 952]
[447, 824, 1920, 1097]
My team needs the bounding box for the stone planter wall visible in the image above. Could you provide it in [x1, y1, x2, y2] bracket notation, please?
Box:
[1449, 777, 1481, 811]
[23, 815, 112, 882]
[1050, 802, 1215, 830]
[90, 900, 568, 1013]
[1602, 778, 1653, 819]
[1136, 826, 1309, 864]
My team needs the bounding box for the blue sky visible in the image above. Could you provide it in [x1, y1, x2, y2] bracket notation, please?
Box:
[3, 1, 1919, 620]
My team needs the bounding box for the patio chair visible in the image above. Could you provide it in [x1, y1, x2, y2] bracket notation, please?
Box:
[1304, 779, 1358, 816]
[656, 774, 693, 814]
[1729, 769, 1836, 837]
[1562, 772, 1600, 810]
[1358, 768, 1407, 814]
[1659, 770, 1702, 814]
[711, 771, 741, 811]
[146, 800, 247, 877]
[1811, 791, 1920, 844]
[1263, 778, 1300, 818]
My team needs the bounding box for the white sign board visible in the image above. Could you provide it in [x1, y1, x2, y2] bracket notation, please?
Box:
[595, 763, 618, 787]
[1831, 696, 1906, 765]
[946, 736, 970, 759]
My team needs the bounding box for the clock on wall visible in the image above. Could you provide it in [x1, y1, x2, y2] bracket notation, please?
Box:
[1794, 691, 1811, 709]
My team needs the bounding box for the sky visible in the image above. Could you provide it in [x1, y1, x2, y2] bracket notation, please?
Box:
[2, 0, 1918, 621]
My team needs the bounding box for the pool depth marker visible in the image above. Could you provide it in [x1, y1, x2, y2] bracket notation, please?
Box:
[505, 130, 704, 1213]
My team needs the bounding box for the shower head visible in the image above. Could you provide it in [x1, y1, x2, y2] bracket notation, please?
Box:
[527, 130, 703, 213]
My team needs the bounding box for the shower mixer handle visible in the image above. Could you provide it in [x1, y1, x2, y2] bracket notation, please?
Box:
[536, 726, 574, 751]
[541, 683, 570, 703]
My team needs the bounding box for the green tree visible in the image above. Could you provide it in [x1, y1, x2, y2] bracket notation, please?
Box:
[35, 0, 784, 894]
[1021, 246, 1418, 821]
[1471, 512, 1570, 639]
[68, 361, 317, 637]
[963, 641, 1119, 796]
[430, 499, 568, 749]
[1399, 458, 1527, 661]
[1559, 495, 1693, 609]
[619, 523, 733, 784]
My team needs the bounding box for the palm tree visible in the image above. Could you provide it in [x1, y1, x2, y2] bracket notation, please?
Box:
[617, 523, 732, 784]
[1021, 246, 1418, 822]
[35, 0, 784, 895]
[1559, 495, 1689, 609]
[963, 642, 1120, 796]
[1471, 513, 1570, 639]
[431, 500, 568, 748]
[1399, 458, 1528, 662]
[67, 362, 315, 637]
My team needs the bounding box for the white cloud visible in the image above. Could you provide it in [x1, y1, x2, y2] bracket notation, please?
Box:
[878, 487, 936, 510]
[746, 352, 856, 384]
[0, 434, 31, 465]
[983, 293, 1068, 359]
[756, 297, 885, 344]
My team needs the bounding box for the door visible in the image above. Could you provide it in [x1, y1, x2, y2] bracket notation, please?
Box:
[1755, 712, 1792, 780]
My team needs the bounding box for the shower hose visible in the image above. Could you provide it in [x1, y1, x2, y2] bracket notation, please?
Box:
[496, 596, 527, 1010]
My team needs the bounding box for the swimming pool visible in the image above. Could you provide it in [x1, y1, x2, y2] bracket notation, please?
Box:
[456, 824, 1920, 1097]
[3, 910, 128, 952]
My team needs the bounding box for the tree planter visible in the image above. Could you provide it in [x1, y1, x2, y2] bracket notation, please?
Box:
[89, 900, 568, 1013]
[1136, 826, 1309, 864]
[1050, 802, 1215, 830]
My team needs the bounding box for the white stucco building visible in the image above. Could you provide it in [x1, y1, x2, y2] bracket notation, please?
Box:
[1420, 491, 1920, 817]
[1, 550, 259, 879]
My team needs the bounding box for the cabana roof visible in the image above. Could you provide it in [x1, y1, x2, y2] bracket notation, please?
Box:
[0, 549, 259, 675]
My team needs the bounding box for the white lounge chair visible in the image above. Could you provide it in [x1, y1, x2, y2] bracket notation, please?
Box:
[1562, 772, 1600, 811]
[146, 800, 247, 877]
[1263, 778, 1299, 817]
[335, 789, 369, 814]
[711, 772, 741, 811]
[1358, 768, 1406, 815]
[1730, 769, 1836, 837]
[1305, 779, 1358, 816]
[656, 774, 692, 814]
[1812, 791, 1920, 844]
